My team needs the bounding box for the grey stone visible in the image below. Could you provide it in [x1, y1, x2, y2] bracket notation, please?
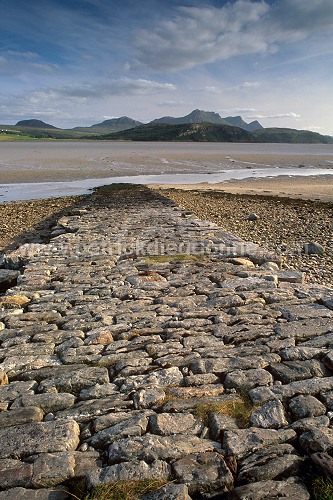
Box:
[140, 483, 191, 500]
[289, 395, 327, 420]
[269, 360, 329, 383]
[0, 355, 62, 378]
[148, 413, 202, 436]
[209, 413, 239, 441]
[31, 452, 75, 488]
[238, 452, 303, 484]
[0, 420, 80, 459]
[225, 478, 310, 499]
[172, 451, 234, 496]
[10, 393, 76, 413]
[271, 376, 333, 400]
[224, 368, 273, 390]
[53, 395, 133, 423]
[0, 406, 43, 428]
[0, 459, 33, 489]
[117, 366, 183, 392]
[3, 243, 47, 269]
[190, 354, 280, 375]
[0, 270, 20, 291]
[38, 366, 110, 394]
[132, 388, 166, 409]
[299, 427, 333, 453]
[87, 459, 170, 488]
[275, 303, 332, 321]
[0, 486, 69, 500]
[223, 428, 296, 459]
[304, 241, 325, 255]
[89, 413, 149, 448]
[108, 434, 218, 464]
[250, 399, 288, 429]
[288, 415, 330, 432]
[276, 318, 333, 344]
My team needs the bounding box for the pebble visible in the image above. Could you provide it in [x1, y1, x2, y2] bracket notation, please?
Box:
[0, 184, 332, 498]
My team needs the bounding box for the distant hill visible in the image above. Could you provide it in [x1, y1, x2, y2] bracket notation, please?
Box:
[2, 114, 332, 143]
[87, 122, 255, 142]
[151, 109, 263, 132]
[16, 119, 58, 129]
[74, 116, 143, 134]
[253, 127, 333, 144]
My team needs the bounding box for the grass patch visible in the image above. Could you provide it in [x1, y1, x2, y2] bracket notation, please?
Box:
[312, 475, 333, 500]
[194, 391, 254, 428]
[83, 479, 169, 500]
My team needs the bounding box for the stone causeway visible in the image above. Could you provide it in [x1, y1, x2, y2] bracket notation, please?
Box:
[0, 184, 333, 499]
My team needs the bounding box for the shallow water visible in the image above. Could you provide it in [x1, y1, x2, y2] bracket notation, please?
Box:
[1, 167, 333, 202]
[1, 141, 333, 202]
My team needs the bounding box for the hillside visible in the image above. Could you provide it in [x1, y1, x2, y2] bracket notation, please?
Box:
[87, 122, 254, 142]
[253, 127, 333, 144]
[15, 119, 58, 129]
[74, 116, 143, 134]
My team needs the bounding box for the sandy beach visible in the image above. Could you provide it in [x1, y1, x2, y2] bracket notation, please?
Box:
[150, 174, 333, 203]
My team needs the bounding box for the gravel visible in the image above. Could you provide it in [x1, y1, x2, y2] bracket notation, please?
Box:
[0, 196, 86, 253]
[155, 188, 333, 288]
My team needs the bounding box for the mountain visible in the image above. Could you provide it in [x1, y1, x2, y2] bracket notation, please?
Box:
[74, 116, 143, 134]
[87, 122, 254, 142]
[151, 109, 263, 131]
[224, 116, 263, 132]
[151, 109, 228, 126]
[16, 119, 58, 129]
[253, 128, 333, 144]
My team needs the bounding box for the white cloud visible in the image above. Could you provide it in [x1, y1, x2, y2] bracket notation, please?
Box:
[134, 1, 270, 71]
[133, 0, 333, 72]
[248, 112, 301, 119]
[53, 78, 176, 98]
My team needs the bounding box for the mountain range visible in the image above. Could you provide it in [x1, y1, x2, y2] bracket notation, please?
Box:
[16, 110, 263, 134]
[3, 110, 332, 143]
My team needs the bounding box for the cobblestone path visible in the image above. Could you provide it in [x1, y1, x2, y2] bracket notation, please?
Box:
[0, 184, 332, 499]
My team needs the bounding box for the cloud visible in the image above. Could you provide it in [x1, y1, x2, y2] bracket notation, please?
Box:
[133, 0, 333, 71]
[0, 50, 58, 77]
[134, 1, 270, 71]
[53, 79, 176, 98]
[248, 112, 301, 119]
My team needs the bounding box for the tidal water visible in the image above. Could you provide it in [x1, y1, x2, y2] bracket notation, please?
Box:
[0, 141, 333, 202]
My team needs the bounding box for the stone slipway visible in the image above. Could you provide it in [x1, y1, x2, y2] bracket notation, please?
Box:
[0, 184, 332, 499]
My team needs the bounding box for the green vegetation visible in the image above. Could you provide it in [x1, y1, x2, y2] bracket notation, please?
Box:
[83, 479, 169, 500]
[311, 475, 333, 500]
[253, 127, 333, 144]
[1, 119, 332, 143]
[87, 122, 255, 142]
[194, 390, 255, 428]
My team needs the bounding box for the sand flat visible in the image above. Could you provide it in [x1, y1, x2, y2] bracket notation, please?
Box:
[150, 175, 333, 203]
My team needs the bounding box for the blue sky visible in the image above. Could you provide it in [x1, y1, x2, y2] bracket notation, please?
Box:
[1, 0, 333, 134]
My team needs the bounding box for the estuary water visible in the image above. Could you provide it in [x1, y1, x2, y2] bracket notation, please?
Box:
[0, 141, 333, 202]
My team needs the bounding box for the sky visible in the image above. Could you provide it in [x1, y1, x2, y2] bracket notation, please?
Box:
[1, 0, 333, 134]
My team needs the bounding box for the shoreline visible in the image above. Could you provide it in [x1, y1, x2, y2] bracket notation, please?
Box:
[149, 174, 333, 203]
[0, 180, 332, 287]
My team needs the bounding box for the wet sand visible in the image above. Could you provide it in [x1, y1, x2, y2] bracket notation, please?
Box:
[1, 141, 333, 184]
[150, 175, 333, 203]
